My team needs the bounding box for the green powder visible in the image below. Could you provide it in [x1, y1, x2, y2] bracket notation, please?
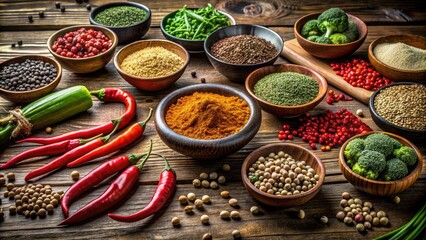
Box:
[94, 6, 147, 27]
[253, 72, 319, 106]
[373, 42, 426, 71]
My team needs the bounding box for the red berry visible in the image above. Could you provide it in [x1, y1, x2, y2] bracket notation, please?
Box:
[287, 134, 293, 140]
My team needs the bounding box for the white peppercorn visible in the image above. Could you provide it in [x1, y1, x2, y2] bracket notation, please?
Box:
[209, 172, 218, 180]
[187, 193, 196, 201]
[202, 195, 210, 203]
[218, 176, 226, 184]
[228, 198, 238, 207]
[320, 216, 328, 224]
[220, 210, 230, 219]
[201, 214, 209, 224]
[192, 179, 201, 187]
[232, 230, 241, 239]
[230, 211, 240, 219]
[178, 195, 188, 204]
[195, 199, 203, 209]
[171, 216, 180, 226]
[250, 206, 259, 215]
[297, 209, 305, 219]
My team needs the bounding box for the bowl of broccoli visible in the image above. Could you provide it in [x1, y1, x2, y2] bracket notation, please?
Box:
[294, 8, 368, 59]
[338, 131, 423, 196]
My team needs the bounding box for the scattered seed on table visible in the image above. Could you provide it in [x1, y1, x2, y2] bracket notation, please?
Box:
[8, 191, 15, 200]
[60, 6, 66, 12]
[377, 211, 386, 218]
[356, 223, 365, 232]
[38, 208, 47, 218]
[232, 229, 241, 239]
[250, 206, 260, 215]
[30, 210, 37, 219]
[379, 217, 389, 226]
[210, 181, 218, 189]
[184, 205, 193, 214]
[341, 192, 351, 199]
[45, 127, 53, 134]
[320, 216, 328, 224]
[0, 208, 4, 219]
[17, 40, 23, 46]
[11, 43, 16, 48]
[202, 195, 210, 203]
[201, 78, 206, 83]
[220, 191, 230, 198]
[0, 178, 5, 185]
[28, 15, 33, 22]
[344, 217, 353, 225]
[46, 204, 54, 212]
[340, 199, 348, 207]
[372, 217, 380, 226]
[199, 172, 208, 180]
[194, 199, 203, 209]
[356, 109, 364, 117]
[70, 170, 80, 181]
[220, 210, 230, 219]
[191, 71, 197, 78]
[229, 198, 238, 207]
[202, 233, 213, 240]
[222, 164, 231, 172]
[209, 172, 218, 180]
[38, 11, 45, 18]
[51, 199, 58, 207]
[55, 2, 60, 8]
[6, 172, 15, 181]
[86, 4, 91, 10]
[392, 196, 400, 204]
[171, 216, 180, 226]
[178, 195, 188, 204]
[218, 176, 226, 184]
[364, 221, 372, 229]
[297, 209, 305, 219]
[230, 211, 240, 219]
[201, 214, 209, 224]
[202, 180, 210, 188]
[187, 193, 196, 202]
[9, 206, 17, 215]
[192, 179, 201, 187]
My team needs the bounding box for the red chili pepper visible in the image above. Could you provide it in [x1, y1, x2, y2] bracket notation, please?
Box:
[108, 154, 176, 222]
[67, 108, 152, 168]
[0, 134, 101, 169]
[59, 141, 153, 226]
[17, 88, 136, 145]
[24, 120, 120, 181]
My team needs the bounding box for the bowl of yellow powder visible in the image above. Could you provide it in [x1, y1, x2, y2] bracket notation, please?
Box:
[155, 83, 262, 159]
[114, 39, 190, 91]
[368, 35, 426, 83]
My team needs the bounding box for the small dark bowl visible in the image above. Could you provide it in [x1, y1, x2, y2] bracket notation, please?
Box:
[294, 13, 367, 59]
[90, 2, 151, 44]
[0, 55, 62, 104]
[204, 24, 284, 83]
[160, 8, 236, 53]
[369, 82, 426, 140]
[155, 83, 261, 159]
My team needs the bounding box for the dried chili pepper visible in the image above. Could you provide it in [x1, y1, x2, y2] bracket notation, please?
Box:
[17, 88, 136, 145]
[67, 108, 152, 168]
[0, 134, 101, 169]
[108, 154, 176, 222]
[59, 141, 153, 226]
[24, 120, 120, 181]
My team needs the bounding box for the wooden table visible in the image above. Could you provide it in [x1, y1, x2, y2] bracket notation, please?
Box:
[0, 1, 425, 239]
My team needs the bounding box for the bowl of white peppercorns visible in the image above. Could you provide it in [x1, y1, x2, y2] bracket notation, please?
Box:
[0, 55, 62, 104]
[241, 143, 325, 207]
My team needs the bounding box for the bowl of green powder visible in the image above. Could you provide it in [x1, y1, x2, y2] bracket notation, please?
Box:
[246, 64, 328, 117]
[89, 2, 151, 44]
[368, 35, 426, 83]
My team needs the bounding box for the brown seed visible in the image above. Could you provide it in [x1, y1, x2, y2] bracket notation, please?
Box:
[38, 208, 47, 218]
[43, 198, 51, 205]
[51, 199, 59, 207]
[8, 191, 15, 199]
[192, 179, 201, 188]
[45, 127, 53, 134]
[210, 181, 218, 189]
[71, 170, 80, 181]
[46, 204, 54, 212]
[229, 198, 238, 207]
[201, 180, 210, 188]
[0, 178, 5, 186]
[53, 193, 61, 200]
[184, 205, 193, 214]
[16, 206, 23, 214]
[200, 214, 209, 224]
[36, 199, 43, 207]
[178, 195, 188, 204]
[30, 210, 37, 219]
[24, 210, 30, 218]
[220, 191, 230, 198]
[6, 172, 15, 181]
[0, 208, 4, 219]
[4, 191, 9, 197]
[194, 199, 204, 209]
[9, 206, 17, 215]
[200, 78, 206, 83]
[27, 204, 34, 211]
[230, 210, 240, 219]
[6, 183, 14, 191]
[33, 205, 40, 212]
[202, 233, 213, 240]
[171, 216, 180, 226]
[57, 190, 64, 195]
[15, 199, 23, 207]
[191, 71, 197, 78]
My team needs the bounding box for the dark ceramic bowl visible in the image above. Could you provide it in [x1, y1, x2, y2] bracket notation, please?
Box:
[204, 24, 284, 83]
[242, 143, 325, 207]
[160, 8, 236, 53]
[369, 82, 426, 140]
[155, 83, 261, 159]
[0, 55, 62, 104]
[89, 2, 151, 44]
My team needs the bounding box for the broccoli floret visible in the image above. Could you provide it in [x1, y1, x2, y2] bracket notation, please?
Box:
[342, 21, 359, 42]
[390, 137, 403, 149]
[344, 138, 365, 167]
[351, 150, 386, 180]
[317, 8, 349, 38]
[393, 146, 417, 167]
[315, 36, 333, 44]
[364, 133, 395, 157]
[330, 33, 349, 44]
[301, 19, 321, 37]
[382, 158, 409, 181]
[307, 35, 319, 42]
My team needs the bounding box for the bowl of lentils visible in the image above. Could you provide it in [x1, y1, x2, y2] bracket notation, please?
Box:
[89, 1, 151, 44]
[245, 64, 328, 117]
[205, 24, 283, 82]
[0, 55, 62, 104]
[369, 82, 426, 140]
[242, 143, 325, 207]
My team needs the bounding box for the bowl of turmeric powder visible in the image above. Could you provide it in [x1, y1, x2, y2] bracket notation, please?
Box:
[155, 83, 262, 159]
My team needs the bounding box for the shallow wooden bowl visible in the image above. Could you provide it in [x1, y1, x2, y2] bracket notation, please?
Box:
[0, 55, 62, 104]
[47, 25, 117, 74]
[368, 35, 426, 82]
[155, 83, 261, 159]
[241, 143, 325, 207]
[245, 64, 328, 118]
[338, 131, 423, 196]
[294, 13, 367, 59]
[114, 39, 189, 91]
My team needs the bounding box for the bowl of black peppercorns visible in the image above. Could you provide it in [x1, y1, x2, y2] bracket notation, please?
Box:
[0, 55, 62, 104]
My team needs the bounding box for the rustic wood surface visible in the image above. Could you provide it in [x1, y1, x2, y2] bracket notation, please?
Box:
[0, 1, 425, 239]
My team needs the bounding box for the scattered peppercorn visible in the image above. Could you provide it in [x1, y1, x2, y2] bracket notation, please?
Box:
[192, 179, 201, 188]
[55, 2, 60, 8]
[45, 127, 53, 134]
[17, 40, 23, 46]
[220, 191, 230, 198]
[171, 216, 180, 226]
[222, 164, 231, 172]
[60, 6, 66, 13]
[230, 210, 240, 219]
[11, 43, 16, 48]
[184, 205, 193, 214]
[202, 233, 213, 240]
[250, 206, 260, 215]
[0, 178, 5, 186]
[38, 11, 45, 18]
[28, 15, 33, 22]
[217, 176, 226, 184]
[70, 170, 80, 181]
[356, 109, 364, 117]
[228, 198, 238, 207]
[191, 71, 197, 78]
[86, 4, 91, 11]
[194, 199, 203, 209]
[178, 195, 188, 204]
[187, 193, 196, 202]
[392, 196, 400, 204]
[201, 78, 206, 83]
[6, 183, 14, 191]
[297, 209, 305, 219]
[232, 230, 241, 239]
[209, 181, 218, 189]
[200, 214, 209, 224]
[201, 195, 210, 204]
[220, 210, 230, 219]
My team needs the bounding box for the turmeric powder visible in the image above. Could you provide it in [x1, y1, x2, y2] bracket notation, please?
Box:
[165, 92, 250, 140]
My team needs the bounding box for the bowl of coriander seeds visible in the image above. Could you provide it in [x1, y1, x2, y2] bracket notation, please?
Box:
[241, 143, 325, 207]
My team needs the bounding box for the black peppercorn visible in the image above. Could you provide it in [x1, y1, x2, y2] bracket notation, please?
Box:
[55, 2, 60, 8]
[191, 71, 197, 78]
[61, 6, 66, 12]
[28, 15, 33, 22]
[17, 40, 23, 46]
[38, 11, 45, 18]
[75, 0, 83, 3]
[86, 4, 91, 10]
[11, 43, 16, 48]
[201, 78, 206, 83]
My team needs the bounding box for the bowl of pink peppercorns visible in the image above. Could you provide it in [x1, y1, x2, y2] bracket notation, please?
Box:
[47, 25, 117, 73]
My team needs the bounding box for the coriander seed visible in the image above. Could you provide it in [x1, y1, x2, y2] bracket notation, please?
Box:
[201, 195, 210, 203]
[38, 208, 47, 218]
[171, 216, 180, 226]
[250, 206, 259, 215]
[70, 170, 80, 181]
[7, 172, 15, 181]
[200, 214, 209, 224]
[192, 179, 201, 187]
[222, 164, 231, 172]
[178, 195, 188, 204]
[184, 205, 193, 214]
[210, 181, 218, 189]
[187, 193, 196, 201]
[30, 210, 37, 219]
[372, 217, 380, 226]
[194, 199, 203, 209]
[220, 191, 230, 198]
[297, 209, 305, 219]
[228, 198, 238, 207]
[6, 183, 14, 191]
[377, 211, 386, 218]
[230, 211, 240, 219]
[202, 180, 210, 188]
[232, 230, 241, 239]
[220, 210, 230, 219]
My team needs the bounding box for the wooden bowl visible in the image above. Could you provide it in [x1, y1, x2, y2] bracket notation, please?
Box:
[245, 64, 328, 118]
[294, 13, 367, 59]
[0, 55, 62, 104]
[89, 2, 151, 44]
[368, 35, 426, 82]
[47, 25, 117, 74]
[155, 83, 261, 159]
[160, 8, 236, 53]
[204, 24, 283, 82]
[369, 82, 426, 140]
[114, 39, 189, 91]
[241, 143, 325, 207]
[338, 131, 423, 196]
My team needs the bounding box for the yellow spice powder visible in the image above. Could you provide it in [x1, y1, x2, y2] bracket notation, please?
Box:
[121, 46, 185, 77]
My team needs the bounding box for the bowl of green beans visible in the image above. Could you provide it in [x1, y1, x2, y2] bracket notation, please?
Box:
[160, 4, 236, 53]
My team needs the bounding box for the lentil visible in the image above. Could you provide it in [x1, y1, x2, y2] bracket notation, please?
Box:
[211, 35, 276, 64]
[374, 42, 426, 71]
[121, 47, 184, 78]
[171, 216, 180, 226]
[94, 6, 147, 27]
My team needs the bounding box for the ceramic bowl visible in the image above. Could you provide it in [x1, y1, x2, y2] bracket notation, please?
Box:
[369, 82, 426, 140]
[241, 143, 325, 207]
[338, 131, 423, 196]
[0, 55, 62, 104]
[368, 35, 426, 82]
[160, 8, 236, 53]
[204, 24, 284, 82]
[294, 13, 367, 59]
[89, 1, 151, 44]
[155, 83, 261, 159]
[245, 64, 328, 118]
[114, 39, 189, 91]
[47, 25, 117, 74]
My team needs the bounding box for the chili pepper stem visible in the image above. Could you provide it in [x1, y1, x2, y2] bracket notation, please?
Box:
[101, 119, 121, 143]
[139, 107, 153, 128]
[136, 140, 153, 171]
[80, 133, 103, 144]
[89, 88, 106, 101]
